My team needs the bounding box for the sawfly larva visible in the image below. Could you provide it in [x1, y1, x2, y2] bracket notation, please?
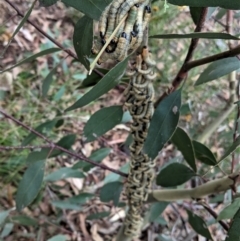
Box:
[113, 32, 129, 61]
[143, 5, 151, 30]
[117, 0, 146, 25]
[99, 4, 111, 39]
[142, 46, 156, 66]
[124, 6, 138, 40]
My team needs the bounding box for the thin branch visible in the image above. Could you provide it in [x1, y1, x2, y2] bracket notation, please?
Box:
[200, 201, 229, 232]
[0, 109, 127, 177]
[155, 8, 208, 107]
[147, 172, 239, 202]
[3, 0, 104, 78]
[185, 44, 240, 70]
[196, 104, 235, 144]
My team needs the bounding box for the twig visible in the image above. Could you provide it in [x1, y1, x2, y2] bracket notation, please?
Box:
[170, 203, 188, 236]
[0, 109, 127, 177]
[3, 0, 104, 77]
[154, 8, 208, 107]
[200, 201, 229, 232]
[196, 104, 235, 144]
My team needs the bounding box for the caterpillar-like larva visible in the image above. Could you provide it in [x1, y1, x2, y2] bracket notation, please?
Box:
[123, 46, 156, 237]
[92, 0, 151, 64]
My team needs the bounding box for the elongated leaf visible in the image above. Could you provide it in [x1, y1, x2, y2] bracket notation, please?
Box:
[66, 58, 128, 111]
[47, 235, 67, 241]
[157, 163, 195, 187]
[26, 134, 76, 163]
[39, 0, 57, 7]
[148, 202, 169, 222]
[73, 147, 111, 172]
[144, 89, 181, 160]
[189, 7, 203, 25]
[11, 215, 38, 226]
[42, 63, 60, 97]
[0, 223, 14, 238]
[225, 207, 240, 241]
[1, 48, 61, 73]
[193, 140, 217, 165]
[167, 0, 240, 10]
[218, 198, 240, 220]
[187, 210, 212, 240]
[86, 211, 110, 220]
[1, 0, 37, 58]
[151, 32, 239, 40]
[73, 16, 93, 70]
[78, 68, 108, 89]
[44, 167, 85, 182]
[190, 7, 216, 25]
[0, 210, 10, 226]
[51, 201, 82, 210]
[100, 181, 123, 206]
[16, 160, 45, 211]
[22, 119, 58, 145]
[61, 0, 112, 20]
[158, 235, 173, 241]
[171, 127, 196, 171]
[219, 135, 240, 162]
[63, 193, 94, 205]
[84, 106, 123, 142]
[195, 57, 240, 86]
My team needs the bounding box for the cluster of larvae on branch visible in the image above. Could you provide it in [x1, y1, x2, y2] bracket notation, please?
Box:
[92, 0, 151, 64]
[123, 46, 156, 237]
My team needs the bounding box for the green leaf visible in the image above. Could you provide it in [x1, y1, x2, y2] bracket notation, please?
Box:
[0, 48, 61, 73]
[51, 201, 82, 210]
[0, 223, 14, 238]
[167, 0, 240, 10]
[39, 0, 57, 7]
[44, 167, 85, 182]
[150, 32, 239, 40]
[66, 58, 129, 111]
[193, 140, 217, 165]
[158, 235, 173, 241]
[86, 211, 110, 220]
[63, 193, 94, 205]
[11, 215, 38, 226]
[22, 119, 58, 145]
[73, 16, 93, 70]
[47, 235, 67, 241]
[144, 89, 181, 160]
[190, 7, 216, 25]
[1, 0, 37, 58]
[225, 207, 240, 241]
[0, 210, 10, 226]
[73, 147, 112, 172]
[187, 210, 212, 240]
[218, 198, 240, 220]
[189, 7, 203, 25]
[61, 0, 112, 20]
[42, 63, 60, 97]
[100, 181, 123, 206]
[26, 134, 76, 163]
[148, 202, 169, 222]
[157, 163, 196, 187]
[171, 127, 196, 171]
[84, 106, 123, 142]
[195, 57, 240, 86]
[219, 135, 240, 162]
[16, 160, 45, 211]
[78, 68, 108, 89]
